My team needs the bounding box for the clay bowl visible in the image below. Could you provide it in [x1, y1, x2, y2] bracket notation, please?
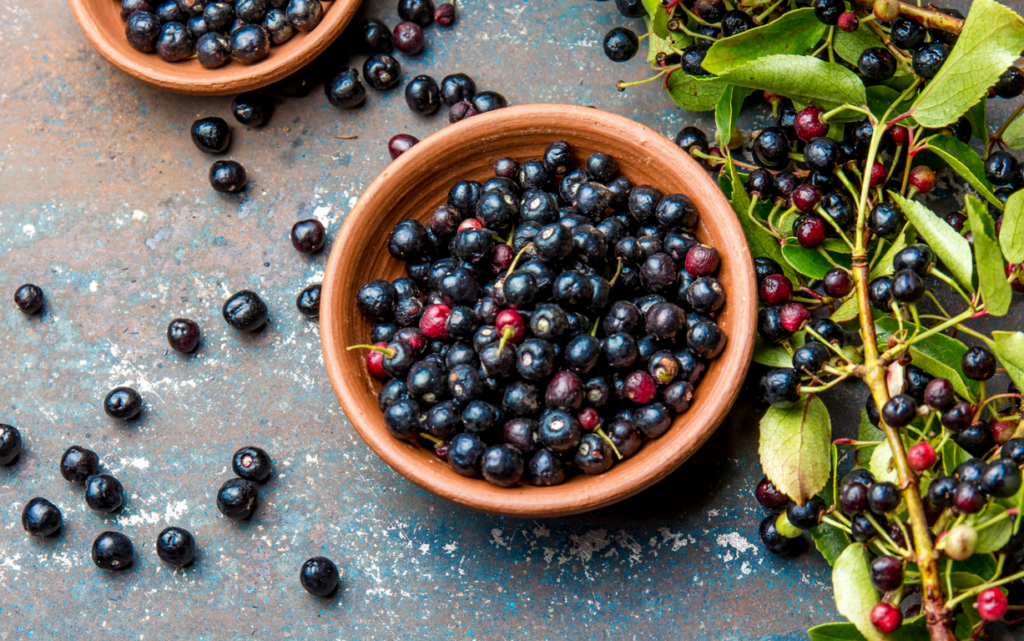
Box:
[321, 104, 757, 518]
[68, 0, 360, 95]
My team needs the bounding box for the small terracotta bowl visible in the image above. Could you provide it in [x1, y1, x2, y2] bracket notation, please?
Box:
[321, 104, 757, 518]
[68, 0, 360, 95]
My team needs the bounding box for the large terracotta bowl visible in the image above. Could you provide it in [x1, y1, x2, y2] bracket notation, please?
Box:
[68, 0, 360, 95]
[321, 104, 757, 518]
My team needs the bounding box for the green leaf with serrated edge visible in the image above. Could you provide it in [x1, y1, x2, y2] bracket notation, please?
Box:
[833, 545, 886, 641]
[754, 335, 793, 368]
[667, 72, 727, 112]
[718, 55, 867, 108]
[1001, 190, 1024, 263]
[833, 23, 884, 66]
[969, 504, 1013, 553]
[782, 242, 854, 280]
[714, 84, 752, 147]
[889, 192, 975, 292]
[874, 316, 980, 400]
[812, 522, 851, 567]
[911, 0, 1024, 128]
[942, 439, 973, 476]
[993, 331, 1024, 393]
[759, 395, 831, 506]
[701, 8, 827, 76]
[968, 99, 987, 141]
[640, 0, 667, 37]
[965, 194, 1012, 316]
[924, 136, 1001, 209]
[1002, 109, 1024, 149]
[866, 85, 915, 123]
[831, 298, 859, 323]
[869, 234, 909, 280]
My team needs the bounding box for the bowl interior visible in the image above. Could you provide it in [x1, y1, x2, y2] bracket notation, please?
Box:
[69, 0, 358, 95]
[321, 104, 756, 518]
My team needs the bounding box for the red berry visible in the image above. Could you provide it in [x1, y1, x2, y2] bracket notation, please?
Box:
[419, 304, 451, 338]
[838, 11, 859, 32]
[755, 477, 789, 509]
[624, 371, 657, 404]
[890, 125, 909, 146]
[1006, 262, 1024, 294]
[991, 419, 1017, 444]
[869, 161, 887, 187]
[685, 245, 721, 277]
[760, 274, 793, 305]
[907, 442, 937, 471]
[779, 303, 810, 332]
[495, 309, 525, 344]
[490, 243, 514, 274]
[795, 215, 827, 249]
[458, 218, 483, 232]
[908, 166, 936, 193]
[794, 106, 829, 142]
[434, 2, 456, 26]
[870, 603, 902, 633]
[976, 588, 1008, 621]
[365, 342, 389, 378]
[789, 184, 821, 213]
[388, 134, 419, 160]
[578, 407, 601, 431]
[433, 443, 449, 460]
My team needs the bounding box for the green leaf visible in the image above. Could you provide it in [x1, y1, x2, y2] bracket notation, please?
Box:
[866, 86, 915, 124]
[701, 8, 827, 76]
[759, 394, 832, 506]
[667, 72, 728, 112]
[833, 545, 885, 641]
[923, 136, 1001, 209]
[823, 238, 853, 254]
[1002, 109, 1024, 149]
[970, 503, 1013, 553]
[831, 297, 859, 323]
[1001, 190, 1024, 263]
[965, 194, 1012, 316]
[967, 99, 987, 141]
[812, 522, 851, 567]
[640, 0, 666, 37]
[858, 408, 885, 461]
[714, 84, 752, 147]
[833, 23, 884, 67]
[911, 0, 1024, 128]
[993, 331, 1024, 393]
[870, 440, 898, 484]
[717, 55, 867, 109]
[949, 572, 987, 591]
[874, 316, 980, 400]
[809, 620, 930, 641]
[942, 439, 973, 476]
[869, 234, 909, 280]
[782, 241, 853, 280]
[951, 553, 998, 580]
[754, 335, 794, 368]
[889, 192, 974, 292]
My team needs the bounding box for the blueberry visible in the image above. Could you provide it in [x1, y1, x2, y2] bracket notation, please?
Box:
[222, 290, 268, 332]
[858, 47, 896, 79]
[286, 0, 323, 31]
[126, 11, 162, 52]
[913, 42, 949, 80]
[196, 32, 231, 68]
[471, 91, 508, 113]
[448, 432, 486, 477]
[263, 8, 295, 44]
[157, 527, 196, 567]
[440, 73, 476, 106]
[191, 117, 231, 154]
[92, 532, 134, 570]
[217, 478, 259, 519]
[363, 54, 402, 90]
[104, 387, 142, 420]
[22, 498, 63, 537]
[527, 448, 566, 486]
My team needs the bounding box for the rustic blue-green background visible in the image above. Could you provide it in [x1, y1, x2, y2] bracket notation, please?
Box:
[0, 0, 1017, 639]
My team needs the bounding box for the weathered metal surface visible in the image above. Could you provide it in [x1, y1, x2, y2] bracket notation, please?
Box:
[0, 0, 1018, 639]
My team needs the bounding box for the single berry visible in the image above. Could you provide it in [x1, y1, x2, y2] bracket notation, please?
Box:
[760, 368, 801, 407]
[685, 245, 720, 277]
[233, 446, 272, 482]
[753, 127, 790, 169]
[893, 244, 934, 276]
[603, 27, 639, 62]
[232, 92, 273, 127]
[962, 347, 997, 380]
[789, 184, 821, 214]
[823, 269, 852, 298]
[804, 137, 840, 173]
[388, 134, 419, 160]
[60, 446, 100, 483]
[953, 481, 987, 514]
[890, 17, 925, 50]
[786, 497, 824, 530]
[779, 303, 810, 332]
[405, 75, 440, 115]
[435, 2, 456, 25]
[976, 588, 1009, 621]
[217, 478, 259, 520]
[858, 47, 897, 79]
[839, 481, 869, 515]
[223, 290, 268, 332]
[908, 166, 936, 193]
[1003, 438, 1024, 465]
[0, 424, 22, 466]
[104, 387, 142, 420]
[85, 474, 124, 513]
[157, 527, 196, 567]
[794, 215, 826, 249]
[870, 555, 903, 592]
[300, 557, 340, 597]
[869, 161, 887, 187]
[792, 341, 830, 374]
[286, 0, 323, 31]
[14, 284, 44, 315]
[209, 160, 248, 193]
[190, 117, 231, 154]
[813, 0, 844, 24]
[868, 481, 901, 514]
[869, 203, 904, 237]
[721, 10, 754, 37]
[794, 106, 829, 142]
[837, 11, 859, 32]
[913, 42, 949, 80]
[167, 318, 201, 353]
[398, 0, 435, 26]
[92, 532, 134, 570]
[393, 21, 424, 55]
[760, 274, 793, 305]
[870, 603, 902, 634]
[755, 477, 789, 509]
[981, 458, 1022, 498]
[745, 169, 776, 199]
[22, 498, 63, 537]
[324, 68, 366, 109]
[296, 284, 321, 317]
[363, 54, 402, 91]
[890, 269, 925, 303]
[943, 523, 978, 560]
[986, 151, 1021, 185]
[291, 219, 326, 254]
[907, 442, 937, 471]
[994, 66, 1024, 99]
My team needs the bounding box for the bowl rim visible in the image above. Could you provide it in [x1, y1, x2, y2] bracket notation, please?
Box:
[320, 103, 757, 518]
[67, 0, 359, 96]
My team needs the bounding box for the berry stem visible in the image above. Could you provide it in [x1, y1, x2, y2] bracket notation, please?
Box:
[496, 326, 514, 356]
[346, 344, 395, 358]
[754, 0, 786, 23]
[609, 258, 624, 287]
[814, 205, 855, 249]
[821, 105, 874, 123]
[504, 243, 534, 277]
[865, 512, 912, 558]
[988, 100, 1024, 156]
[596, 428, 623, 460]
[894, 1, 964, 34]
[928, 268, 974, 307]
[972, 394, 1023, 422]
[617, 68, 673, 91]
[799, 373, 852, 394]
[883, 308, 975, 361]
[820, 515, 853, 534]
[945, 568, 1024, 609]
[418, 432, 442, 445]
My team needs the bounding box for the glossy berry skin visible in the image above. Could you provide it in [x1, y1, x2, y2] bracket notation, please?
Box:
[291, 219, 326, 254]
[538, 411, 581, 453]
[126, 11, 162, 52]
[755, 477, 789, 510]
[760, 368, 801, 407]
[745, 169, 776, 199]
[858, 47, 897, 79]
[196, 32, 231, 68]
[603, 27, 639, 62]
[358, 18, 393, 54]
[680, 46, 710, 76]
[155, 22, 195, 62]
[928, 476, 957, 508]
[233, 446, 272, 482]
[994, 66, 1024, 99]
[981, 458, 1022, 498]
[868, 481, 901, 514]
[296, 285, 321, 318]
[907, 442, 937, 472]
[217, 478, 259, 520]
[223, 290, 268, 332]
[363, 54, 401, 90]
[754, 257, 784, 286]
[157, 527, 196, 567]
[839, 481, 869, 515]
[786, 496, 824, 530]
[823, 269, 852, 298]
[893, 244, 934, 276]
[976, 588, 1008, 621]
[324, 68, 367, 109]
[60, 446, 100, 483]
[941, 401, 974, 432]
[721, 10, 754, 36]
[398, 0, 434, 26]
[684, 245, 719, 276]
[759, 512, 803, 556]
[792, 342, 830, 374]
[471, 91, 508, 114]
[758, 306, 790, 344]
[22, 498, 63, 537]
[0, 425, 22, 466]
[209, 160, 247, 193]
[913, 42, 949, 80]
[869, 203, 903, 237]
[779, 302, 810, 333]
[890, 17, 925, 49]
[908, 166, 936, 193]
[870, 603, 902, 634]
[870, 555, 903, 592]
[92, 532, 134, 570]
[300, 557, 340, 597]
[1003, 438, 1024, 465]
[85, 474, 124, 513]
[794, 215, 826, 249]
[447, 433, 486, 477]
[674, 127, 709, 159]
[851, 513, 884, 543]
[985, 151, 1019, 185]
[753, 127, 790, 169]
[435, 2, 456, 25]
[804, 137, 840, 173]
[13, 284, 44, 315]
[687, 321, 726, 358]
[962, 347, 997, 380]
[104, 387, 142, 420]
[813, 0, 843, 24]
[790, 185, 821, 214]
[837, 11, 858, 32]
[882, 394, 917, 428]
[232, 92, 273, 127]
[890, 269, 925, 304]
[388, 134, 419, 160]
[794, 106, 828, 142]
[191, 117, 231, 154]
[759, 274, 792, 305]
[393, 21, 424, 55]
[405, 75, 440, 115]
[167, 318, 201, 353]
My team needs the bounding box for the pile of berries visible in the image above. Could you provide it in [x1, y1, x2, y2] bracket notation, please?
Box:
[354, 143, 729, 487]
[120, 0, 327, 67]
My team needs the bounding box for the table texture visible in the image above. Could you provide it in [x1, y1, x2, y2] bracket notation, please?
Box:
[0, 0, 1019, 639]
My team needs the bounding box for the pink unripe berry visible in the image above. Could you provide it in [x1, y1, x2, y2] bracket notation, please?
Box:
[490, 243, 514, 274]
[789, 184, 821, 213]
[869, 161, 887, 187]
[794, 106, 829, 142]
[624, 371, 657, 404]
[685, 244, 721, 277]
[976, 588, 1008, 622]
[365, 342, 389, 378]
[760, 274, 793, 305]
[578, 407, 601, 432]
[763, 91, 784, 106]
[1005, 262, 1024, 293]
[458, 218, 483, 232]
[870, 603, 902, 633]
[495, 309, 525, 344]
[908, 166, 936, 193]
[779, 303, 810, 332]
[907, 442, 937, 471]
[890, 124, 909, 146]
[838, 11, 859, 32]
[419, 304, 451, 339]
[991, 419, 1017, 444]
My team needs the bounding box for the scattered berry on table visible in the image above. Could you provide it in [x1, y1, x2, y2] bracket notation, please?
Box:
[325, 68, 367, 109]
[291, 219, 327, 254]
[388, 134, 420, 159]
[167, 318, 202, 353]
[14, 284, 44, 315]
[222, 290, 269, 332]
[217, 478, 259, 519]
[296, 284, 322, 317]
[157, 526, 196, 567]
[190, 117, 231, 154]
[60, 446, 100, 483]
[104, 387, 143, 420]
[85, 474, 125, 513]
[209, 160, 248, 193]
[233, 446, 273, 482]
[92, 532, 134, 570]
[22, 498, 63, 537]
[393, 21, 425, 55]
[300, 557, 340, 597]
